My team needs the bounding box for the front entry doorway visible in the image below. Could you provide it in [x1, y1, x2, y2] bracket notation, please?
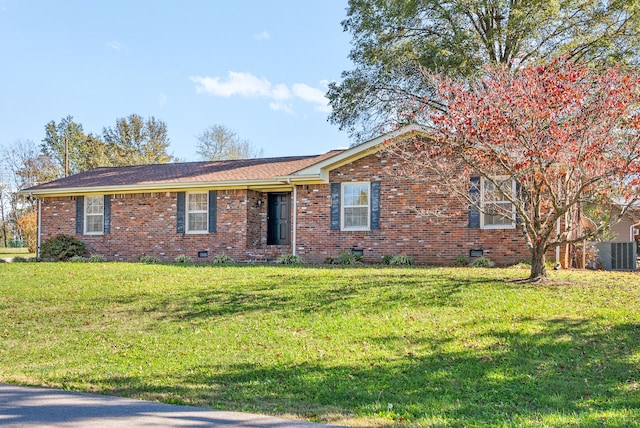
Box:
[267, 193, 291, 245]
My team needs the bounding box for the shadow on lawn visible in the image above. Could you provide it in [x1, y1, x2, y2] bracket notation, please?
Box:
[148, 269, 502, 323]
[152, 272, 474, 321]
[75, 317, 640, 426]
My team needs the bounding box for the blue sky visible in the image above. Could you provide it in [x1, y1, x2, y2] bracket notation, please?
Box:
[0, 0, 354, 162]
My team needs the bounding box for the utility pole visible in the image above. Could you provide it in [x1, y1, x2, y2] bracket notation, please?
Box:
[64, 135, 69, 177]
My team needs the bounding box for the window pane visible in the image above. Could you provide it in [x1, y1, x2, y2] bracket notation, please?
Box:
[188, 193, 207, 211]
[342, 183, 370, 229]
[344, 184, 369, 206]
[86, 214, 103, 233]
[344, 207, 368, 228]
[485, 178, 512, 201]
[85, 196, 103, 215]
[188, 213, 208, 232]
[186, 192, 208, 232]
[84, 196, 104, 234]
[484, 202, 513, 226]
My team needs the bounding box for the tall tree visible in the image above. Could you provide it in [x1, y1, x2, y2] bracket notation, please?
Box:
[0, 174, 9, 247]
[3, 139, 58, 190]
[42, 116, 89, 176]
[328, 0, 640, 141]
[1, 139, 58, 249]
[196, 125, 264, 161]
[385, 59, 640, 281]
[102, 114, 174, 165]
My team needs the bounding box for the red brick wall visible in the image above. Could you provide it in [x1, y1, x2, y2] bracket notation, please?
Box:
[39, 191, 288, 262]
[294, 153, 531, 266]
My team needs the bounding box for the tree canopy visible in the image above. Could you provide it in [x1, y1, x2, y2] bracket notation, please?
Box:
[328, 0, 640, 141]
[385, 59, 640, 280]
[42, 116, 90, 176]
[41, 114, 175, 176]
[102, 114, 174, 166]
[196, 125, 264, 161]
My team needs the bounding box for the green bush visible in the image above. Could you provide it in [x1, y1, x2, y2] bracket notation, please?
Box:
[455, 255, 470, 266]
[11, 256, 32, 263]
[381, 254, 393, 265]
[212, 254, 235, 265]
[40, 234, 85, 261]
[469, 256, 495, 268]
[69, 254, 107, 263]
[174, 254, 193, 265]
[388, 255, 414, 266]
[138, 254, 162, 264]
[336, 250, 363, 265]
[277, 254, 304, 265]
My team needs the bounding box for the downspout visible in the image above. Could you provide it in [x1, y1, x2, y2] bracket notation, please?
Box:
[292, 184, 297, 256]
[556, 217, 561, 265]
[37, 197, 42, 259]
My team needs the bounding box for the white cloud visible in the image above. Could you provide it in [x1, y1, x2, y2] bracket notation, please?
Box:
[254, 31, 270, 40]
[158, 92, 168, 107]
[190, 71, 331, 114]
[269, 102, 294, 115]
[271, 83, 292, 100]
[107, 40, 122, 51]
[292, 83, 331, 112]
[190, 72, 273, 98]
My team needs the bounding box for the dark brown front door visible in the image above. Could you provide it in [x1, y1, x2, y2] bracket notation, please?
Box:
[267, 193, 291, 245]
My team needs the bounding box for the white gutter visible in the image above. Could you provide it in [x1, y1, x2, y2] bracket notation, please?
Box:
[292, 186, 297, 256]
[37, 198, 42, 259]
[556, 217, 561, 264]
[20, 179, 297, 197]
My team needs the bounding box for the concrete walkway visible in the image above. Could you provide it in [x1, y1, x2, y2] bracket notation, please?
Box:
[0, 384, 345, 428]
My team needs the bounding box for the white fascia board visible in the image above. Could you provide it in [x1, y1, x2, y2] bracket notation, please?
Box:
[285, 124, 429, 181]
[275, 173, 325, 184]
[20, 179, 294, 197]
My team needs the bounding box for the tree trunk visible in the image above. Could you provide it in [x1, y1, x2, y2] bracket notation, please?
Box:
[530, 245, 548, 281]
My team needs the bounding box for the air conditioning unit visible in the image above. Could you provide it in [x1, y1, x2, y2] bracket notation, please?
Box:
[597, 242, 637, 271]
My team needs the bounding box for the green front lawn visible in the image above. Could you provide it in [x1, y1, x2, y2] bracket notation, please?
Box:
[0, 263, 639, 427]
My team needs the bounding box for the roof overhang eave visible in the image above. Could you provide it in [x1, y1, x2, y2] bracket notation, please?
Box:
[292, 124, 431, 177]
[19, 179, 296, 197]
[275, 173, 326, 184]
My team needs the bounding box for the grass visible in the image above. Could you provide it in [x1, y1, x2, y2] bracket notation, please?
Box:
[0, 263, 639, 427]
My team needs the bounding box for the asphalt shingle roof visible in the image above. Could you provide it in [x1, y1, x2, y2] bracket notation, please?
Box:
[26, 151, 343, 192]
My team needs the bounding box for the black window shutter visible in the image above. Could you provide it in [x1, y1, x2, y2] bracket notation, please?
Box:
[330, 183, 341, 230]
[208, 190, 217, 233]
[103, 195, 111, 234]
[76, 196, 84, 235]
[176, 192, 185, 233]
[469, 177, 481, 228]
[370, 181, 381, 229]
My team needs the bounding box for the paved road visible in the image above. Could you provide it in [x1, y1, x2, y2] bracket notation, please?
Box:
[0, 384, 345, 427]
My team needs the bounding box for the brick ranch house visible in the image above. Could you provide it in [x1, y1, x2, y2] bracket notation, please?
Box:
[23, 125, 532, 265]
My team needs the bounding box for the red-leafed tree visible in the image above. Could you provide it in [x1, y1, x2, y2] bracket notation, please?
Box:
[385, 58, 640, 281]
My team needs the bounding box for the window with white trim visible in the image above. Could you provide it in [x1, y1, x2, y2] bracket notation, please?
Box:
[84, 195, 104, 235]
[342, 182, 370, 231]
[186, 192, 208, 233]
[481, 177, 516, 229]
